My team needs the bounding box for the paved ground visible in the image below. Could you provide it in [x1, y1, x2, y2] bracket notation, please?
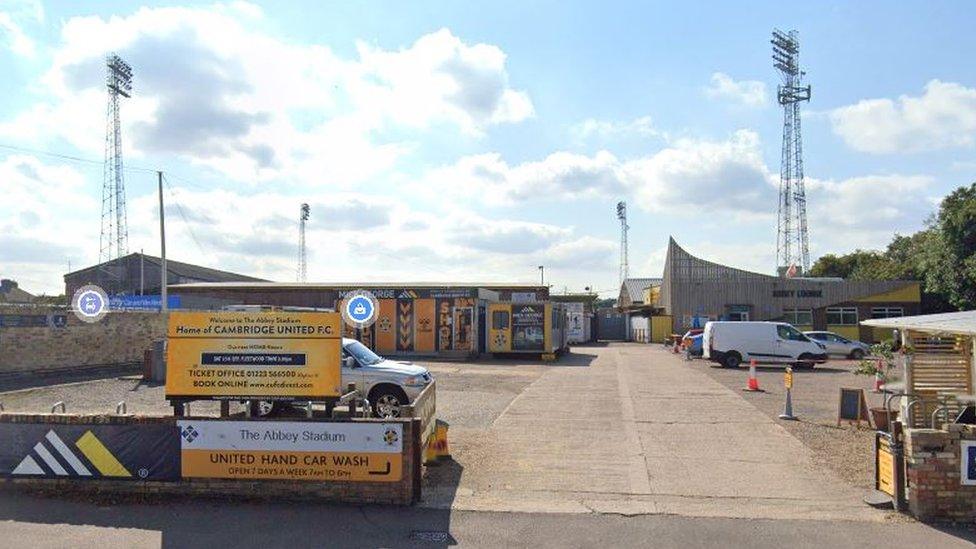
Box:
[0, 490, 972, 549]
[424, 343, 896, 521]
[2, 342, 973, 546]
[691, 353, 886, 489]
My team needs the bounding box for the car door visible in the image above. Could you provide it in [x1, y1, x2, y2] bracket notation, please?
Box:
[340, 346, 366, 394]
[824, 334, 848, 356]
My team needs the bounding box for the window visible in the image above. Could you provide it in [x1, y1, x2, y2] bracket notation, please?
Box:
[826, 307, 858, 325]
[492, 310, 510, 330]
[783, 308, 813, 326]
[776, 324, 808, 341]
[872, 307, 904, 319]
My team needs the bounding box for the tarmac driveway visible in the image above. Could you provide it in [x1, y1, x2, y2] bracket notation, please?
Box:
[424, 343, 891, 521]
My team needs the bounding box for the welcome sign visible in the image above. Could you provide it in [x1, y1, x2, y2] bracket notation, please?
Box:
[166, 311, 343, 401]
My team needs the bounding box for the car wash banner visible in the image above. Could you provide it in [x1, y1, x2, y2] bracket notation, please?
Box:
[178, 420, 403, 482]
[166, 311, 343, 401]
[0, 422, 180, 481]
[512, 304, 545, 351]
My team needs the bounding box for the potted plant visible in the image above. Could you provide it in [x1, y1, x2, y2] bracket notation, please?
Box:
[853, 341, 901, 430]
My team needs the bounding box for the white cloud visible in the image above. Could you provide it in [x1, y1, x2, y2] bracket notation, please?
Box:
[570, 115, 661, 141]
[624, 130, 774, 215]
[805, 174, 936, 249]
[0, 155, 97, 292]
[423, 130, 776, 217]
[704, 72, 767, 107]
[0, 11, 36, 56]
[0, 5, 532, 183]
[829, 80, 976, 153]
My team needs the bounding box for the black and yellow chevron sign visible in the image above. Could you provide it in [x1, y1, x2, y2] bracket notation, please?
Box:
[397, 300, 414, 351]
[0, 423, 180, 481]
[12, 430, 131, 477]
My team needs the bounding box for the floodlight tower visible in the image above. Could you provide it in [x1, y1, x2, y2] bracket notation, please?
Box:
[772, 29, 812, 275]
[616, 201, 629, 285]
[99, 54, 133, 267]
[297, 203, 310, 282]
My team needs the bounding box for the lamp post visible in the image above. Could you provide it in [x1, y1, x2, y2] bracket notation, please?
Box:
[538, 265, 544, 286]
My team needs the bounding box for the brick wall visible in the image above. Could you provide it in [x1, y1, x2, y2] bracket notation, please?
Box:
[0, 310, 165, 374]
[905, 425, 976, 520]
[0, 413, 421, 505]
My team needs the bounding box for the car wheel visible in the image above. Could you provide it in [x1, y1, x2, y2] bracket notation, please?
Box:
[371, 387, 408, 419]
[723, 352, 741, 369]
[849, 349, 865, 360]
[795, 355, 815, 369]
[248, 400, 279, 417]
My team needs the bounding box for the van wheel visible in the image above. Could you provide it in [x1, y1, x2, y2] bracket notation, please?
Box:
[795, 355, 815, 369]
[723, 352, 742, 369]
[849, 349, 865, 360]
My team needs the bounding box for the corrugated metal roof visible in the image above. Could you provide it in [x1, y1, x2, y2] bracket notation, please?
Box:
[622, 278, 662, 304]
[862, 310, 976, 336]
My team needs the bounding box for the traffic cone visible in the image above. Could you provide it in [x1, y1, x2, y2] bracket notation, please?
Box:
[873, 371, 884, 393]
[743, 360, 763, 392]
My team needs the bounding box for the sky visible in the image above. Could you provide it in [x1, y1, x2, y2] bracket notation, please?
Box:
[1, 1, 974, 297]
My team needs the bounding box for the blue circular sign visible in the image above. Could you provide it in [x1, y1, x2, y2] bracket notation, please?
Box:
[342, 290, 379, 328]
[347, 296, 374, 323]
[71, 284, 109, 323]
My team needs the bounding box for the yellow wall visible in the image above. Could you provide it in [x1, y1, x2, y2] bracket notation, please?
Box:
[856, 283, 921, 303]
[643, 286, 661, 305]
[650, 316, 671, 343]
[488, 303, 511, 353]
[827, 325, 861, 341]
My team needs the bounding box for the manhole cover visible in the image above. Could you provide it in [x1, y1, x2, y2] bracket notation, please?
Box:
[410, 530, 450, 543]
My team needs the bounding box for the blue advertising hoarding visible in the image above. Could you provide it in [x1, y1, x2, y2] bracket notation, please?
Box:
[109, 295, 181, 311]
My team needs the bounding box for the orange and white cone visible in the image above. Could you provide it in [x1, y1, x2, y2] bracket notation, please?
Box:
[873, 371, 884, 393]
[743, 359, 763, 392]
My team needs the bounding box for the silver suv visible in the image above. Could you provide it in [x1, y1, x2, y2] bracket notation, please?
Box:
[341, 338, 433, 417]
[250, 338, 433, 418]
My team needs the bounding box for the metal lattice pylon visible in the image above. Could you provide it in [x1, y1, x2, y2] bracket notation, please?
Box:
[297, 203, 310, 282]
[616, 201, 629, 285]
[99, 54, 133, 268]
[772, 29, 811, 275]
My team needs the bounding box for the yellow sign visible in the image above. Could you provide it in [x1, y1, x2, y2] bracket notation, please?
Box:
[181, 450, 402, 481]
[878, 438, 895, 496]
[784, 368, 794, 390]
[166, 311, 342, 400]
[178, 421, 403, 482]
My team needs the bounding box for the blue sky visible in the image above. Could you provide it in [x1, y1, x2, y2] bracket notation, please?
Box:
[1, 0, 974, 296]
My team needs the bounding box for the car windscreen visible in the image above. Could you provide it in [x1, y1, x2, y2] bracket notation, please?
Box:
[344, 340, 383, 365]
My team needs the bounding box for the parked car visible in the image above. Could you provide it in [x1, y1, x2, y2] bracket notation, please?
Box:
[803, 331, 871, 359]
[703, 321, 828, 369]
[251, 338, 433, 418]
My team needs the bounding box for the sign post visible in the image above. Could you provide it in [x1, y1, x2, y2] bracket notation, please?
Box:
[165, 311, 342, 413]
[779, 366, 798, 420]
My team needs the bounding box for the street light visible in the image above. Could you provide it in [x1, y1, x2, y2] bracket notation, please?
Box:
[538, 265, 544, 286]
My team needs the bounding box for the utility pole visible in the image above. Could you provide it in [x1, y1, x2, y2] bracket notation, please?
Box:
[158, 171, 167, 312]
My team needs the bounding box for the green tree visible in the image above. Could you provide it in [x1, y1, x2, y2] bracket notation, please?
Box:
[925, 184, 976, 309]
[809, 183, 976, 312]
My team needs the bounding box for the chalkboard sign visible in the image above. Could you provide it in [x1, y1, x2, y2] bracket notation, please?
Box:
[837, 388, 870, 427]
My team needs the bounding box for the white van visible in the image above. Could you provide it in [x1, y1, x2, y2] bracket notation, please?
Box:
[703, 321, 828, 369]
